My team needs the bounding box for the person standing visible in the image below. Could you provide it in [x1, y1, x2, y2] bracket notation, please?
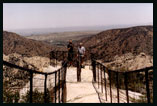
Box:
[78, 42, 86, 68]
[67, 39, 74, 66]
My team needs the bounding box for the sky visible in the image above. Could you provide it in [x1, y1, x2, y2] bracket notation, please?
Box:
[3, 3, 153, 30]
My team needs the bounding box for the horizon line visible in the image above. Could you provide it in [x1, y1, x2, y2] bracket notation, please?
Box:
[4, 23, 153, 31]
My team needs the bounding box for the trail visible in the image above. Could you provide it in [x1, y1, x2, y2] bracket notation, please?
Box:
[19, 64, 143, 103]
[65, 66, 143, 103]
[66, 66, 100, 103]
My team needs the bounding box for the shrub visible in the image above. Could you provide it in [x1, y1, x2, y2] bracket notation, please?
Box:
[20, 88, 51, 103]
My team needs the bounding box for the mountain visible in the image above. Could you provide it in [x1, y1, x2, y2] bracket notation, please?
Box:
[3, 25, 153, 62]
[3, 31, 57, 57]
[76, 25, 153, 62]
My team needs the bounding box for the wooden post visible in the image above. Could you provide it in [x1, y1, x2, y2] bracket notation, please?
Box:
[116, 72, 119, 103]
[101, 65, 103, 93]
[92, 60, 96, 82]
[124, 72, 129, 103]
[62, 62, 67, 103]
[44, 74, 47, 103]
[55, 72, 57, 103]
[30, 71, 33, 103]
[91, 53, 96, 82]
[77, 56, 81, 82]
[104, 66, 107, 101]
[145, 70, 150, 103]
[109, 70, 112, 103]
[98, 63, 100, 88]
[58, 70, 60, 103]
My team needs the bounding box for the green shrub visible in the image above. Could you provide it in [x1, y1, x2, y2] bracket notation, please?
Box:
[3, 89, 20, 103]
[20, 88, 51, 103]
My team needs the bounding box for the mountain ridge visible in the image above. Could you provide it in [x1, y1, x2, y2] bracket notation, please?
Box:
[3, 31, 56, 57]
[3, 25, 153, 62]
[76, 25, 153, 62]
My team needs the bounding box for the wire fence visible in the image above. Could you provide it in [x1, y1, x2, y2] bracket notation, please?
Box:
[91, 57, 153, 103]
[3, 60, 68, 103]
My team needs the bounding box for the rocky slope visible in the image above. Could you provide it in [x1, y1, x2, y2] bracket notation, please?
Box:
[3, 31, 57, 57]
[3, 53, 50, 71]
[76, 25, 153, 62]
[103, 52, 153, 71]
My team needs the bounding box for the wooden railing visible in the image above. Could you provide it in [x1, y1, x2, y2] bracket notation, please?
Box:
[50, 50, 82, 82]
[91, 54, 153, 103]
[3, 60, 68, 103]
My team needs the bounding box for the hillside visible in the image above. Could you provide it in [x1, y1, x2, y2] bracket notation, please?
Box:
[3, 31, 59, 57]
[77, 25, 153, 62]
[3, 25, 153, 62]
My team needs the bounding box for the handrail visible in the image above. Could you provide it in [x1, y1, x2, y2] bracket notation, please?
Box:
[93, 59, 153, 73]
[47, 61, 68, 75]
[3, 60, 68, 75]
[3, 59, 68, 103]
[91, 58, 153, 103]
[3, 61, 46, 75]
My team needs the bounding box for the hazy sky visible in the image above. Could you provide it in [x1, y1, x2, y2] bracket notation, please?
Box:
[3, 3, 153, 30]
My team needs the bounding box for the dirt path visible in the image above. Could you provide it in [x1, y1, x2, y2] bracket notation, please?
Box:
[66, 66, 143, 103]
[19, 64, 143, 103]
[66, 66, 100, 103]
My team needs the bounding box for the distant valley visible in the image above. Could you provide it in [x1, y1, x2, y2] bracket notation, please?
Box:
[26, 31, 101, 46]
[7, 24, 152, 36]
